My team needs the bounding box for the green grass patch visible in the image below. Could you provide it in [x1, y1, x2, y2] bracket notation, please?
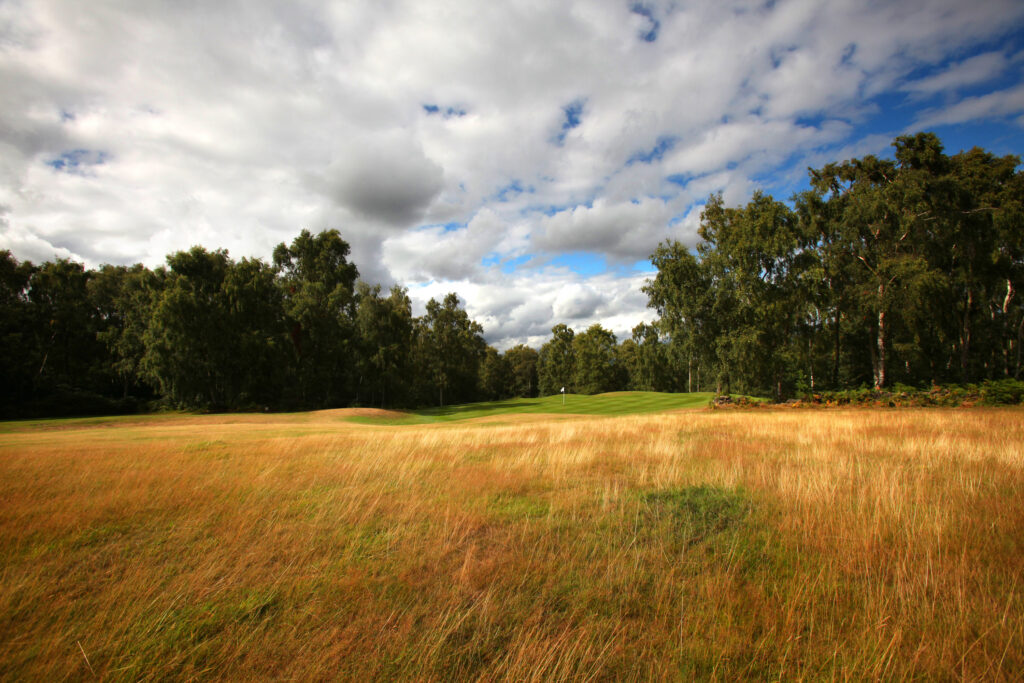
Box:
[0, 411, 189, 433]
[348, 391, 714, 425]
[486, 492, 550, 521]
[0, 392, 712, 432]
[641, 485, 752, 546]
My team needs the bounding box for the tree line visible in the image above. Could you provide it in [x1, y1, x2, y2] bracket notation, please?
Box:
[1, 132, 1020, 416]
[0, 231, 509, 416]
[644, 132, 1023, 398]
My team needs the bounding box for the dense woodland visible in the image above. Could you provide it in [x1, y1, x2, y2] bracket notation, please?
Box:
[1, 132, 1021, 416]
[646, 132, 1023, 398]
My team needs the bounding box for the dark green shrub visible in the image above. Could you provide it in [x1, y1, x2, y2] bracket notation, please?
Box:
[981, 379, 1024, 406]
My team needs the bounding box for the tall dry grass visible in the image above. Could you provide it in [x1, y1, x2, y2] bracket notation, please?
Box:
[1, 408, 1022, 680]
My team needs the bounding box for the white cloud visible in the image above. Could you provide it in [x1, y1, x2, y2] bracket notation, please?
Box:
[534, 196, 684, 262]
[1, 0, 1023, 347]
[381, 208, 527, 281]
[553, 283, 603, 320]
[912, 84, 1024, 129]
[903, 51, 1011, 96]
[407, 267, 656, 350]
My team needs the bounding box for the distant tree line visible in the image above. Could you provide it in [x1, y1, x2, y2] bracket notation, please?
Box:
[2, 132, 1020, 416]
[0, 230, 525, 416]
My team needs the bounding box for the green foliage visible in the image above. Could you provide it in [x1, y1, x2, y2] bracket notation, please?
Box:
[647, 132, 1024, 399]
[788, 382, 1024, 407]
[572, 324, 622, 394]
[416, 293, 487, 406]
[273, 230, 359, 408]
[537, 324, 575, 396]
[3, 130, 1022, 416]
[143, 248, 286, 410]
[355, 283, 414, 408]
[504, 344, 539, 397]
[0, 251, 38, 412]
[479, 347, 512, 401]
[980, 379, 1024, 405]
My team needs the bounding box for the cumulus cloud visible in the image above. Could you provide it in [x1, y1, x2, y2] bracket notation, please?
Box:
[534, 196, 684, 262]
[381, 208, 526, 281]
[553, 283, 603, 320]
[407, 267, 656, 350]
[1, 0, 1022, 346]
[320, 133, 444, 226]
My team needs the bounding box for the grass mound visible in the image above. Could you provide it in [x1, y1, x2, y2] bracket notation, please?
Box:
[347, 391, 714, 425]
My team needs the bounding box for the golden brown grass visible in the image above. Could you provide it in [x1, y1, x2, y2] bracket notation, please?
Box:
[1, 408, 1022, 680]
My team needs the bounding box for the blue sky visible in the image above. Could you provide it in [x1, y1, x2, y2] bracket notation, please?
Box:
[1, 0, 1023, 348]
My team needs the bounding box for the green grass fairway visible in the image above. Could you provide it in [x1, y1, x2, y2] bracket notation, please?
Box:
[347, 391, 715, 425]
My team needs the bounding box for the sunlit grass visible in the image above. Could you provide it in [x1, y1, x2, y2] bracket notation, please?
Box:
[1, 406, 1022, 680]
[348, 390, 715, 424]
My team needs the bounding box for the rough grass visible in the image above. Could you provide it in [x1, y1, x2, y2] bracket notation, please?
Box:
[1, 406, 1022, 680]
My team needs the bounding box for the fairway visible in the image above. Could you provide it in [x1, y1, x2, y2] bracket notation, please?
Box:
[347, 391, 715, 424]
[1, 405, 1023, 680]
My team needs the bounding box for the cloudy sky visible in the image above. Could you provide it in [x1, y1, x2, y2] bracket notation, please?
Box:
[2, 0, 1023, 348]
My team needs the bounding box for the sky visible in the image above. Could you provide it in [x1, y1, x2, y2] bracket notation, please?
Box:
[2, 0, 1024, 350]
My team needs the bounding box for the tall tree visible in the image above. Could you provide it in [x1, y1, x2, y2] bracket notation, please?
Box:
[221, 256, 288, 407]
[0, 251, 36, 413]
[143, 247, 234, 408]
[145, 250, 286, 410]
[644, 241, 717, 393]
[505, 344, 539, 397]
[479, 347, 512, 400]
[538, 324, 575, 395]
[273, 230, 359, 407]
[626, 322, 669, 391]
[572, 324, 620, 395]
[88, 263, 163, 400]
[418, 293, 486, 406]
[948, 146, 1023, 379]
[355, 283, 414, 408]
[27, 259, 107, 398]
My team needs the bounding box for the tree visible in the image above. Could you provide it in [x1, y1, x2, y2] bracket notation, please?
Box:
[27, 259, 107, 398]
[0, 251, 36, 413]
[479, 347, 512, 400]
[572, 324, 620, 394]
[803, 132, 1024, 387]
[355, 283, 414, 407]
[273, 230, 359, 407]
[538, 324, 575, 395]
[143, 247, 234, 408]
[625, 322, 668, 391]
[143, 249, 285, 409]
[418, 293, 486, 406]
[948, 146, 1023, 379]
[644, 240, 717, 393]
[505, 344, 539, 397]
[88, 263, 163, 400]
[221, 256, 288, 407]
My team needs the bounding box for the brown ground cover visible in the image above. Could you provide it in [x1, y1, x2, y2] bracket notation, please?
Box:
[1, 408, 1022, 680]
